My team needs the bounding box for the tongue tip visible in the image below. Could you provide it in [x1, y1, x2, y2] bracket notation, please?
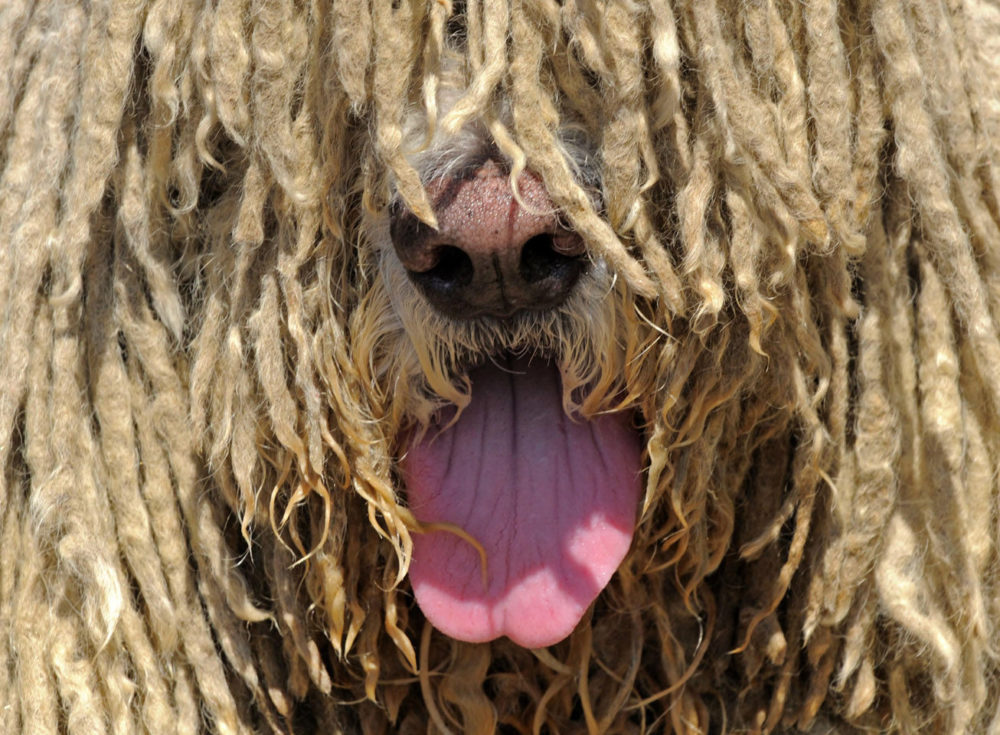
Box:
[410, 577, 589, 649]
[408, 593, 581, 649]
[505, 622, 582, 650]
[410, 516, 637, 648]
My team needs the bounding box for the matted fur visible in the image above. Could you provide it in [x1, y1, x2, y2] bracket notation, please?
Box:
[2, 0, 1000, 732]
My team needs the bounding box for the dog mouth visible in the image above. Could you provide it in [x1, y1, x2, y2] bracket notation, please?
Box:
[401, 353, 642, 648]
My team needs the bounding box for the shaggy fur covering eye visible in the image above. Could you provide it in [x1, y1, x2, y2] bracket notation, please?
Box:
[2, 1, 1000, 733]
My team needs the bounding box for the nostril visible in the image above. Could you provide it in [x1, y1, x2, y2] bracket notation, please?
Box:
[519, 234, 585, 285]
[410, 245, 475, 292]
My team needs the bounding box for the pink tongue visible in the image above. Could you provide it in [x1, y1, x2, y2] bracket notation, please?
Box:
[403, 357, 641, 648]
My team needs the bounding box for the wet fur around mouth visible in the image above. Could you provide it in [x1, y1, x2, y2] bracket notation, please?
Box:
[5, 1, 1000, 734]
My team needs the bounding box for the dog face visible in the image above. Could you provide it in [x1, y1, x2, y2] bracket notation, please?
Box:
[360, 85, 650, 648]
[9, 2, 1000, 732]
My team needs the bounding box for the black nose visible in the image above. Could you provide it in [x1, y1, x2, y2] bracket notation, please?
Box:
[389, 161, 587, 320]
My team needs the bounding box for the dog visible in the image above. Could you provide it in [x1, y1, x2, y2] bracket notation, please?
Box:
[4, 2, 1000, 733]
[364, 87, 645, 649]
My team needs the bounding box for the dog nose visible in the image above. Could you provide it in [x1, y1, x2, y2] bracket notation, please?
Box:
[390, 161, 587, 319]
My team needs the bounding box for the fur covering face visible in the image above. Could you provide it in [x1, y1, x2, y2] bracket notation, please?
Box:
[2, 1, 1000, 732]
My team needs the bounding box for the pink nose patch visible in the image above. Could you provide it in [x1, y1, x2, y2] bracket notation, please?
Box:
[402, 357, 642, 648]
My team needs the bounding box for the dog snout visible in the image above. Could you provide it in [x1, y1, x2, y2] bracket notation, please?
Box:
[390, 160, 587, 319]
